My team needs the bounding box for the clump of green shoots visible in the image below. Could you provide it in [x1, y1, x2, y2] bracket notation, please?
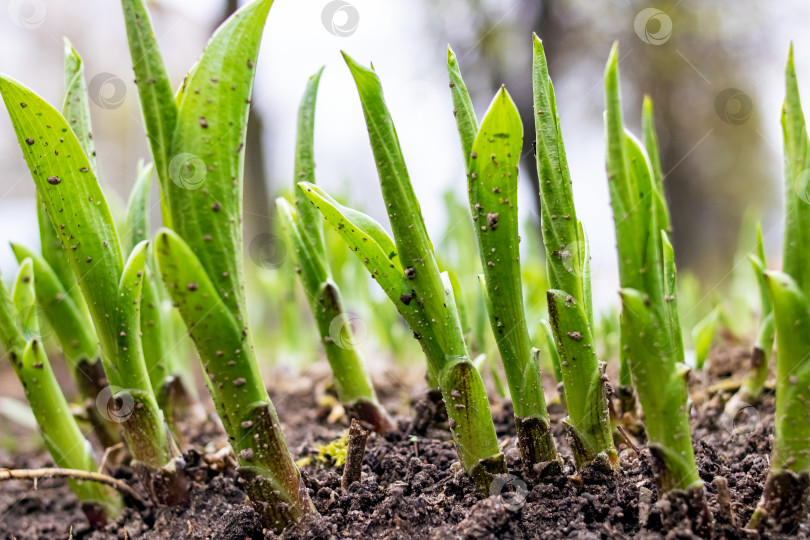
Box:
[0, 261, 124, 526]
[446, 46, 559, 472]
[748, 47, 810, 531]
[0, 73, 188, 506]
[299, 52, 505, 491]
[531, 35, 617, 471]
[120, 0, 315, 529]
[276, 67, 392, 433]
[603, 44, 709, 528]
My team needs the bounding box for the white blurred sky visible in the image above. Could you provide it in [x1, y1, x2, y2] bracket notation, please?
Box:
[0, 0, 809, 311]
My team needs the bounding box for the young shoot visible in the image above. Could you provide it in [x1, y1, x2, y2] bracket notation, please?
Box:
[531, 36, 617, 470]
[276, 68, 391, 433]
[446, 47, 559, 471]
[604, 44, 708, 528]
[298, 52, 505, 491]
[0, 261, 123, 527]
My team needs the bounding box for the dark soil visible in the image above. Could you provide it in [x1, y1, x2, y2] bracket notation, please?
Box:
[0, 345, 801, 539]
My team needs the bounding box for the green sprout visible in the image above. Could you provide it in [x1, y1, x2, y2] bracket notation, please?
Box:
[0, 74, 187, 505]
[446, 46, 559, 470]
[298, 52, 505, 491]
[0, 260, 124, 526]
[275, 68, 391, 433]
[9, 40, 119, 448]
[121, 0, 315, 529]
[603, 45, 705, 509]
[748, 47, 810, 530]
[531, 36, 616, 470]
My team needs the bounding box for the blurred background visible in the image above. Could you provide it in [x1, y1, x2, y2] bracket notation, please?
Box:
[0, 0, 808, 392]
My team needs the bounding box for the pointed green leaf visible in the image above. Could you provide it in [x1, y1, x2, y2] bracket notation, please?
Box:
[692, 307, 719, 371]
[125, 160, 153, 253]
[763, 271, 810, 474]
[0, 75, 124, 359]
[166, 0, 273, 324]
[447, 45, 478, 167]
[121, 0, 179, 223]
[293, 67, 327, 260]
[62, 39, 97, 173]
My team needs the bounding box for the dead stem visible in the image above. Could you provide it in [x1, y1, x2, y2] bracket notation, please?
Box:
[0, 467, 144, 506]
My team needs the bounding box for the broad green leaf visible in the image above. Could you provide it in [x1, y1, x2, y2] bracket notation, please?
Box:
[763, 271, 810, 474]
[547, 289, 615, 468]
[125, 160, 153, 253]
[121, 0, 179, 223]
[782, 46, 810, 296]
[166, 0, 272, 323]
[447, 45, 478, 166]
[10, 243, 98, 364]
[0, 75, 124, 360]
[293, 67, 327, 260]
[469, 87, 545, 422]
[62, 39, 97, 173]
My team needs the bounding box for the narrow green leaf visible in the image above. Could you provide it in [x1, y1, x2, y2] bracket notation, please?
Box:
[692, 307, 719, 371]
[293, 67, 327, 260]
[762, 271, 810, 474]
[619, 288, 701, 491]
[36, 194, 81, 307]
[120, 0, 179, 223]
[297, 182, 442, 379]
[10, 244, 98, 365]
[547, 290, 616, 469]
[540, 319, 562, 383]
[782, 46, 810, 296]
[447, 45, 478, 167]
[62, 39, 97, 173]
[342, 53, 468, 361]
[533, 34, 587, 307]
[125, 160, 153, 254]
